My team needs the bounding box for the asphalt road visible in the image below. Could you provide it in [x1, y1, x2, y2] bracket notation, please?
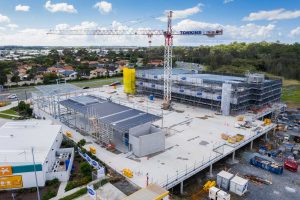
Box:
[0, 87, 36, 102]
[0, 77, 123, 102]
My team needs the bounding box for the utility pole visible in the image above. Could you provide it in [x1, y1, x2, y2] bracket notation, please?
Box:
[31, 147, 41, 200]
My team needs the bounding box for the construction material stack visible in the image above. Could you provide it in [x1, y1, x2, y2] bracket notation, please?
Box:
[250, 153, 283, 174]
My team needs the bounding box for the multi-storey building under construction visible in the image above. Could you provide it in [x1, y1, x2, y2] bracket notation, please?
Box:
[136, 69, 282, 115]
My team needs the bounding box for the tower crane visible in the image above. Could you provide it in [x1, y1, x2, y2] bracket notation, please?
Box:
[48, 11, 223, 109]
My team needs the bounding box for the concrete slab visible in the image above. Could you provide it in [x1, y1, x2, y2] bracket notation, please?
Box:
[33, 85, 276, 190]
[78, 182, 127, 200]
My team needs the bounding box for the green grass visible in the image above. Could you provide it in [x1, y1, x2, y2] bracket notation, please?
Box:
[71, 77, 122, 88]
[0, 108, 21, 119]
[0, 108, 18, 115]
[0, 113, 19, 119]
[281, 79, 300, 108]
[59, 188, 87, 200]
[282, 85, 300, 103]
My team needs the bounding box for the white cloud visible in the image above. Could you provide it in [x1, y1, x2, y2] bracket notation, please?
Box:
[243, 9, 300, 21]
[0, 21, 165, 46]
[173, 19, 276, 43]
[157, 4, 203, 22]
[7, 24, 19, 30]
[45, 1, 77, 13]
[55, 21, 98, 30]
[224, 0, 234, 4]
[15, 4, 30, 12]
[94, 1, 112, 14]
[289, 27, 300, 37]
[0, 14, 10, 23]
[0, 27, 6, 31]
[0, 20, 280, 46]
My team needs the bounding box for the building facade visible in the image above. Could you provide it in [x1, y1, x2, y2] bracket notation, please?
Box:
[0, 121, 74, 190]
[136, 69, 282, 115]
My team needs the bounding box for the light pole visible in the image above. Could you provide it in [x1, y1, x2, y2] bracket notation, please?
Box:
[31, 147, 41, 200]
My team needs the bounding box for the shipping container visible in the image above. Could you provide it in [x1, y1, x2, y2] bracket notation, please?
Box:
[217, 170, 234, 190]
[229, 175, 248, 196]
[217, 190, 231, 200]
[209, 186, 220, 200]
[250, 153, 283, 174]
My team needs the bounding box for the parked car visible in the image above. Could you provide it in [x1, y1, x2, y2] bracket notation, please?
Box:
[109, 81, 121, 86]
[7, 94, 17, 99]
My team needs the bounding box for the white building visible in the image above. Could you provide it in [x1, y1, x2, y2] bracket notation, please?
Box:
[0, 121, 74, 190]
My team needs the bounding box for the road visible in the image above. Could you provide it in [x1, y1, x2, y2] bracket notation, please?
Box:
[0, 87, 35, 102]
[0, 77, 123, 102]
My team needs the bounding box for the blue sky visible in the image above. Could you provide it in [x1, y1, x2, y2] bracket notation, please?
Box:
[0, 0, 300, 46]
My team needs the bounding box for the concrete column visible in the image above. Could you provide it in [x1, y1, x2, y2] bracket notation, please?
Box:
[209, 164, 213, 177]
[250, 140, 253, 150]
[180, 181, 184, 195]
[232, 151, 235, 162]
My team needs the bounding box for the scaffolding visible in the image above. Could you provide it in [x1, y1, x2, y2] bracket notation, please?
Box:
[57, 94, 160, 152]
[136, 69, 282, 115]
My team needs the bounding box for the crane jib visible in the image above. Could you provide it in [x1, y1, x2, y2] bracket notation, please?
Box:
[180, 31, 204, 35]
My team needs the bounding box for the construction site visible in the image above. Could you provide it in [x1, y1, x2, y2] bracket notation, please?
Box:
[136, 69, 282, 115]
[29, 10, 299, 200]
[31, 68, 291, 197]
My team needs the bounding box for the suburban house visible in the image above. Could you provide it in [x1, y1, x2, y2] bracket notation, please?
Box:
[47, 65, 77, 80]
[147, 59, 163, 67]
[89, 68, 108, 78]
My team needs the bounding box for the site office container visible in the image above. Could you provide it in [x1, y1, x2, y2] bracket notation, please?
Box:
[209, 187, 231, 200]
[217, 190, 231, 200]
[209, 186, 220, 200]
[229, 175, 248, 196]
[216, 170, 234, 190]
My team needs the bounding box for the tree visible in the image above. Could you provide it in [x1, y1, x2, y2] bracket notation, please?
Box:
[0, 61, 16, 84]
[79, 162, 92, 177]
[77, 139, 86, 147]
[43, 73, 58, 84]
[49, 49, 60, 63]
[11, 74, 20, 83]
[16, 101, 33, 117]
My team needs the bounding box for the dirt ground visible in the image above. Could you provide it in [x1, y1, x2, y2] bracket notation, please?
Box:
[171, 135, 300, 200]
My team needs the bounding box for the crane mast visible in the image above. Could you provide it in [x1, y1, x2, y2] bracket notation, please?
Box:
[47, 11, 223, 109]
[162, 11, 173, 109]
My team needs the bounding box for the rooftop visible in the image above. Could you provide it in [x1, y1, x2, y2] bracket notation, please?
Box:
[123, 183, 169, 200]
[60, 95, 160, 133]
[69, 86, 276, 189]
[0, 120, 62, 166]
[136, 69, 272, 84]
[35, 83, 80, 96]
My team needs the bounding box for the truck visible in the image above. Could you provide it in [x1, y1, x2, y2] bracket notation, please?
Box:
[250, 153, 283, 175]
